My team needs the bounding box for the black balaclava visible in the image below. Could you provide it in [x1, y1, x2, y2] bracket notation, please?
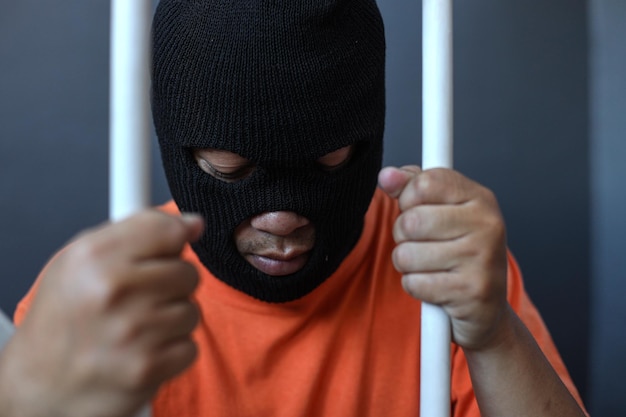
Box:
[151, 0, 386, 303]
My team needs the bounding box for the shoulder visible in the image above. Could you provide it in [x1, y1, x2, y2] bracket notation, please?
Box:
[157, 200, 181, 215]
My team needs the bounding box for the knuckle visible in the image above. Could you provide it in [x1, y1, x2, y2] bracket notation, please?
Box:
[392, 245, 410, 272]
[401, 274, 417, 297]
[115, 317, 144, 346]
[162, 340, 199, 380]
[489, 215, 506, 240]
[175, 302, 201, 333]
[63, 252, 126, 310]
[67, 235, 107, 265]
[161, 339, 198, 381]
[413, 174, 433, 200]
[478, 188, 503, 219]
[421, 168, 445, 186]
[139, 210, 186, 240]
[470, 191, 505, 240]
[392, 220, 404, 243]
[401, 274, 430, 301]
[185, 302, 201, 328]
[46, 232, 125, 309]
[412, 168, 446, 198]
[477, 213, 506, 251]
[178, 340, 199, 368]
[88, 271, 129, 310]
[398, 211, 420, 240]
[72, 351, 105, 384]
[137, 209, 167, 225]
[481, 187, 499, 205]
[160, 216, 188, 242]
[124, 356, 156, 389]
[180, 262, 200, 289]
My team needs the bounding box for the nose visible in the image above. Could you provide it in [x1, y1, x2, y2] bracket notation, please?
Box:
[250, 211, 310, 236]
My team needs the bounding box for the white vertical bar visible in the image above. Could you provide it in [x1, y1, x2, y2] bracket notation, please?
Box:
[110, 1, 152, 416]
[420, 1, 453, 417]
[109, 0, 151, 221]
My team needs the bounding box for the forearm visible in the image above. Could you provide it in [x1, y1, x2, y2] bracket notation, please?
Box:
[464, 305, 586, 417]
[0, 338, 53, 417]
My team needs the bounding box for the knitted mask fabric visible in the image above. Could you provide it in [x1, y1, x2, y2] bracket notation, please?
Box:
[152, 0, 386, 303]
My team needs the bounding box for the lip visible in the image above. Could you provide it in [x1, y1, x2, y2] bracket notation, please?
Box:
[245, 252, 310, 276]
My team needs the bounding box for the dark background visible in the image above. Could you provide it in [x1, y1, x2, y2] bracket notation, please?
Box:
[0, 1, 624, 415]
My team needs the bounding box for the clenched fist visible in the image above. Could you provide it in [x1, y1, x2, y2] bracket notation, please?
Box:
[0, 211, 204, 417]
[378, 166, 509, 351]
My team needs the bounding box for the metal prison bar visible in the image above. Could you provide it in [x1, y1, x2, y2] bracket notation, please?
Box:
[109, 0, 152, 416]
[420, 0, 454, 417]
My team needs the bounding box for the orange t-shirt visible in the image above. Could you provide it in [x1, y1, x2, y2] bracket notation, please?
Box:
[15, 188, 585, 417]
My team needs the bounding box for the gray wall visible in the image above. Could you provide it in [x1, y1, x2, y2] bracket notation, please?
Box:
[2, 0, 622, 415]
[588, 0, 626, 415]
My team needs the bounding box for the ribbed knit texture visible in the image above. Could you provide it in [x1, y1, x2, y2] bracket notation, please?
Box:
[152, 0, 386, 302]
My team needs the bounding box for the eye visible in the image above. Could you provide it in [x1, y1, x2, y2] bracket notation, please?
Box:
[317, 145, 354, 171]
[193, 148, 256, 183]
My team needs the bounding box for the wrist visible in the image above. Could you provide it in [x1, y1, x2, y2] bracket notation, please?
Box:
[0, 336, 60, 417]
[463, 304, 520, 357]
[0, 343, 20, 417]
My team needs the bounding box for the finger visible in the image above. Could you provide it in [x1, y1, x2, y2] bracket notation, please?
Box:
[144, 300, 200, 345]
[392, 241, 464, 273]
[378, 165, 422, 198]
[126, 211, 204, 259]
[131, 260, 200, 302]
[401, 268, 505, 318]
[150, 336, 198, 383]
[401, 271, 462, 305]
[393, 204, 473, 243]
[113, 300, 200, 352]
[86, 258, 199, 310]
[84, 211, 204, 261]
[115, 336, 198, 391]
[398, 165, 422, 175]
[396, 168, 482, 211]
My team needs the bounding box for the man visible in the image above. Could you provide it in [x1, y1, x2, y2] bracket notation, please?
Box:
[1, 0, 587, 416]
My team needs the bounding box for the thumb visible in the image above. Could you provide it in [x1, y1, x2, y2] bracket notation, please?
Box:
[180, 213, 205, 243]
[378, 165, 421, 198]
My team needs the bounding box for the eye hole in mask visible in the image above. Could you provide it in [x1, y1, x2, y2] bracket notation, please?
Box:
[192, 145, 357, 182]
[316, 145, 355, 172]
[192, 148, 257, 183]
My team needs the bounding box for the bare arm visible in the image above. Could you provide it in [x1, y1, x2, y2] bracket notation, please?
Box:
[464, 305, 585, 417]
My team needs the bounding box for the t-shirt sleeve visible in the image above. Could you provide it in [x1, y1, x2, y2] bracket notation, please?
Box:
[450, 250, 588, 417]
